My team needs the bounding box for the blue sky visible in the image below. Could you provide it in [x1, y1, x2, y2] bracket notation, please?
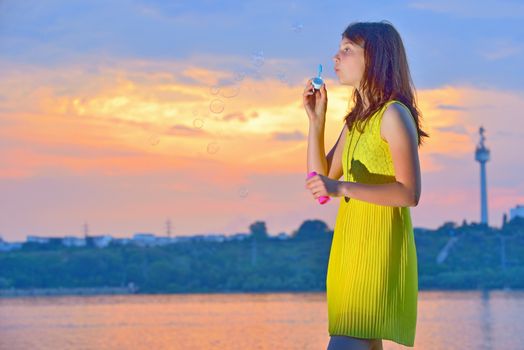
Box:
[1, 0, 523, 89]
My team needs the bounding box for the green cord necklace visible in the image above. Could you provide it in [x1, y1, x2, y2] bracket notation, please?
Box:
[344, 123, 363, 203]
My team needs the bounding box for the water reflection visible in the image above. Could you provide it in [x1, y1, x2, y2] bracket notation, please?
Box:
[1, 290, 523, 349]
[480, 290, 494, 350]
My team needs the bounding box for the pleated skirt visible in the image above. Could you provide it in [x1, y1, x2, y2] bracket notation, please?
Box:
[326, 196, 418, 347]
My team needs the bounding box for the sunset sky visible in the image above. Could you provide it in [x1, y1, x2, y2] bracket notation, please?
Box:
[1, 0, 523, 242]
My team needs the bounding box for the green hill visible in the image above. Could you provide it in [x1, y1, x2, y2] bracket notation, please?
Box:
[1, 217, 523, 295]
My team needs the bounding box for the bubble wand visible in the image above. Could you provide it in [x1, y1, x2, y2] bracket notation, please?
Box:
[311, 64, 324, 90]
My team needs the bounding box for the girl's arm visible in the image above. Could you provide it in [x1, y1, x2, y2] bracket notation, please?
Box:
[339, 103, 421, 207]
[307, 122, 328, 176]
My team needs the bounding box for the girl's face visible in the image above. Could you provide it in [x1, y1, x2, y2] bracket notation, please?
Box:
[333, 38, 365, 89]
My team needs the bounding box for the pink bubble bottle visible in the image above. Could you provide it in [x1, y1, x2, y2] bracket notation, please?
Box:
[306, 171, 331, 204]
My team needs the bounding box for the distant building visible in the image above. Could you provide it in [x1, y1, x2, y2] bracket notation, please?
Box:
[62, 236, 87, 247]
[509, 204, 524, 221]
[0, 236, 23, 252]
[3, 229, 287, 253]
[131, 234, 177, 247]
[190, 234, 207, 242]
[91, 235, 113, 248]
[227, 233, 249, 241]
[204, 234, 226, 242]
[171, 236, 190, 243]
[27, 235, 51, 244]
[155, 236, 176, 246]
[132, 233, 158, 247]
[274, 232, 291, 240]
[111, 237, 132, 246]
[121, 238, 131, 245]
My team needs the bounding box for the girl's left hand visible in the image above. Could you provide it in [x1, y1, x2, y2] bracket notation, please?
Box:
[305, 173, 344, 199]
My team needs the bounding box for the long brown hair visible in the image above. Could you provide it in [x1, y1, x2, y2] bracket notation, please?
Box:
[342, 20, 429, 147]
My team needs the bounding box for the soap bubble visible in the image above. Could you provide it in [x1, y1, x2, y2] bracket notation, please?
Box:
[149, 134, 160, 146]
[207, 141, 220, 154]
[233, 70, 246, 82]
[209, 85, 220, 95]
[251, 50, 265, 67]
[220, 85, 240, 98]
[238, 186, 249, 198]
[276, 71, 288, 83]
[291, 22, 303, 33]
[209, 99, 225, 114]
[193, 118, 205, 129]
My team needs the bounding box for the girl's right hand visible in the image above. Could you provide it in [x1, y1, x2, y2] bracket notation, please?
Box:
[303, 78, 328, 124]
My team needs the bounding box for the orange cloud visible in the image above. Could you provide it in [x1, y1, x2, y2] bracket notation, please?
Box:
[1, 61, 523, 179]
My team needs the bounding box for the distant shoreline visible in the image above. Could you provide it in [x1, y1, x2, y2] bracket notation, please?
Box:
[0, 286, 519, 298]
[0, 286, 137, 297]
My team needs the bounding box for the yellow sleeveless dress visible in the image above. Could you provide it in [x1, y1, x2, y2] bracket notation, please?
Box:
[326, 100, 419, 347]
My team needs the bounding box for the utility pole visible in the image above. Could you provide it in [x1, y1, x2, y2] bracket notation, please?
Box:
[83, 221, 89, 238]
[166, 219, 172, 238]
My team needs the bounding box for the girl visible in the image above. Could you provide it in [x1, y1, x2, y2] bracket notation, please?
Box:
[304, 21, 429, 349]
